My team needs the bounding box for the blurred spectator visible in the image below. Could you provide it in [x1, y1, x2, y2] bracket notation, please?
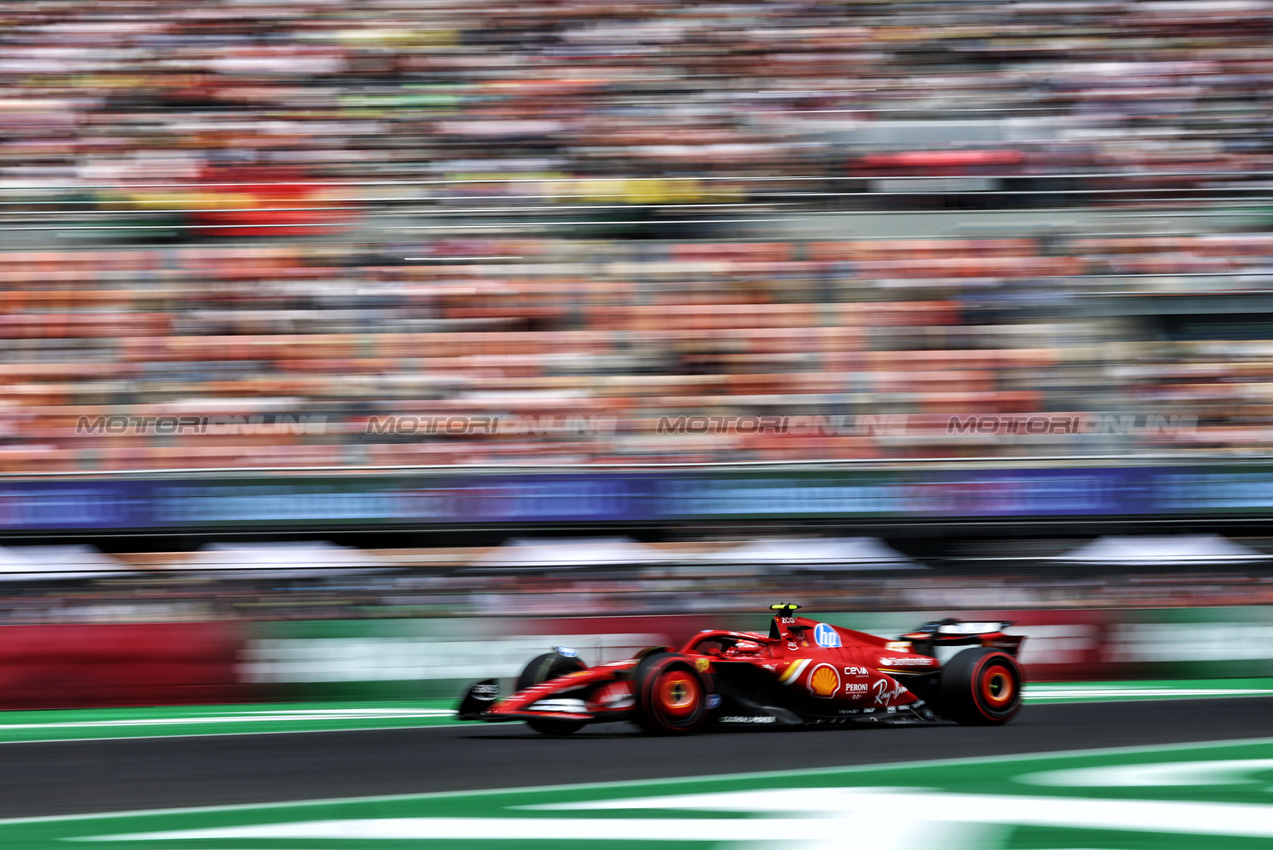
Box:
[0, 0, 1271, 470]
[3, 544, 1273, 624]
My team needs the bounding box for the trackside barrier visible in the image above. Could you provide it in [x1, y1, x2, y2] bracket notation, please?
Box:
[238, 616, 694, 701]
[5, 609, 1273, 708]
[238, 607, 1273, 701]
[0, 623, 247, 709]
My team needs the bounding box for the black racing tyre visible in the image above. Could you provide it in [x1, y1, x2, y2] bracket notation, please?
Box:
[517, 652, 588, 735]
[632, 653, 711, 735]
[939, 647, 1024, 726]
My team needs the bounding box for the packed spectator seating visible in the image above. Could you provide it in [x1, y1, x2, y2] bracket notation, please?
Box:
[2, 0, 1271, 200]
[1, 0, 1271, 470]
[1, 231, 1272, 470]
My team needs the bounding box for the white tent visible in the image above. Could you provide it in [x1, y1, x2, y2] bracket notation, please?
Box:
[0, 545, 135, 582]
[1058, 534, 1267, 566]
[176, 541, 396, 578]
[697, 537, 928, 571]
[466, 537, 679, 571]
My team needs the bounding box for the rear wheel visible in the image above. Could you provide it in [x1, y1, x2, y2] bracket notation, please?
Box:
[517, 652, 587, 735]
[633, 653, 710, 734]
[939, 647, 1024, 726]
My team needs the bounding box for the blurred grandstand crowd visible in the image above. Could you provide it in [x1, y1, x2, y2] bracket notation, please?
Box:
[2, 0, 1273, 470]
[5, 561, 1273, 625]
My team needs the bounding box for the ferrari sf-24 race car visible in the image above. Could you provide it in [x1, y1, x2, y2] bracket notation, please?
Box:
[457, 604, 1025, 734]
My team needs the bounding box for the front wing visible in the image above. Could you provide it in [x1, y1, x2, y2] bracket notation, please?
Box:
[457, 669, 638, 726]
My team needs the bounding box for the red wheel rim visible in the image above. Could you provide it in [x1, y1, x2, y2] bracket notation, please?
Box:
[979, 664, 1015, 709]
[655, 669, 701, 719]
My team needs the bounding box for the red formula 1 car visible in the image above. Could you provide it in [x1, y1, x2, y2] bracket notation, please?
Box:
[457, 604, 1025, 734]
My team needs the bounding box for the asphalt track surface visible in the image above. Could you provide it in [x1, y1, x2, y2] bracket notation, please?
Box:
[5, 696, 1273, 820]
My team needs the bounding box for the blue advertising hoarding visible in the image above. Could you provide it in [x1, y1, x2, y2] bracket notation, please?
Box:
[0, 464, 1266, 531]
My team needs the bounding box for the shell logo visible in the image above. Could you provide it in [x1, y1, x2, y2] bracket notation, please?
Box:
[807, 663, 840, 699]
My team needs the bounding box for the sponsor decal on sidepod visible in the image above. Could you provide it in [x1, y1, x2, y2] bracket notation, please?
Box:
[813, 623, 841, 648]
[808, 663, 840, 698]
[878, 656, 935, 667]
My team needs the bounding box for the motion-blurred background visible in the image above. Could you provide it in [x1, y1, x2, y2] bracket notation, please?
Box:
[1, 0, 1273, 708]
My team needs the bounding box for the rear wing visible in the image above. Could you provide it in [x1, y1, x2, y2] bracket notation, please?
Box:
[901, 619, 1024, 657]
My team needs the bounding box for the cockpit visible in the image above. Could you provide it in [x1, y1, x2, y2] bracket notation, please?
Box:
[687, 633, 772, 659]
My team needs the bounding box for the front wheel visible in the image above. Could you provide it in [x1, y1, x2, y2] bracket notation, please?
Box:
[517, 652, 588, 735]
[633, 653, 711, 734]
[938, 647, 1024, 726]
